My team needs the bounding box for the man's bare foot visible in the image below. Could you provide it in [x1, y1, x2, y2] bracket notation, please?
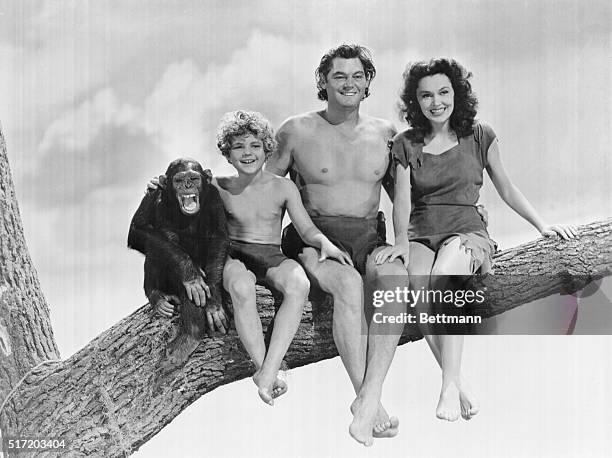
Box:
[349, 395, 381, 447]
[436, 379, 460, 422]
[350, 400, 399, 438]
[253, 370, 275, 406]
[459, 377, 479, 420]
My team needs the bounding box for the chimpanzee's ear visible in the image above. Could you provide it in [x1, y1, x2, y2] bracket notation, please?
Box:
[203, 169, 213, 184]
[159, 175, 167, 189]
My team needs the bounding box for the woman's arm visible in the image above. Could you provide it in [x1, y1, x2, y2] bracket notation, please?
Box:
[486, 140, 578, 239]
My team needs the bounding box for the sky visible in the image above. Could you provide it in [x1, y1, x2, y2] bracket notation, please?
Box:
[1, 0, 611, 457]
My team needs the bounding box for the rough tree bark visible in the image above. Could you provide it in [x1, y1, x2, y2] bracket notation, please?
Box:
[0, 125, 611, 457]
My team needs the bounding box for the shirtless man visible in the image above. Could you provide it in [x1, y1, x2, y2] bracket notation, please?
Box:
[266, 44, 407, 447]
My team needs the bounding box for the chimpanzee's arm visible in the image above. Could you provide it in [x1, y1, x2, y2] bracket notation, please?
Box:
[128, 190, 201, 282]
[201, 185, 229, 303]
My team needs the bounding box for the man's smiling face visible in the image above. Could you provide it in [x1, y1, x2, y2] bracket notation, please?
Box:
[323, 57, 370, 109]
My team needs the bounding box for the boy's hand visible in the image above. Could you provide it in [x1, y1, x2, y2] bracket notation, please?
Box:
[374, 242, 410, 268]
[205, 301, 229, 334]
[318, 240, 353, 266]
[145, 175, 164, 193]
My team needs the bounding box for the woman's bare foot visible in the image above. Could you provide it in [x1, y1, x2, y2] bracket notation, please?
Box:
[436, 379, 461, 421]
[459, 377, 479, 420]
[350, 400, 399, 438]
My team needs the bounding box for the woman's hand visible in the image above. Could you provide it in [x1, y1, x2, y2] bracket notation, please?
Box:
[540, 224, 579, 240]
[374, 242, 410, 268]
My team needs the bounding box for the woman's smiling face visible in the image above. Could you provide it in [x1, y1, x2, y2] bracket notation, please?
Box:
[416, 73, 455, 127]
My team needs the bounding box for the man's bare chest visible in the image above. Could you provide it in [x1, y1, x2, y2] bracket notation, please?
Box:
[292, 134, 389, 183]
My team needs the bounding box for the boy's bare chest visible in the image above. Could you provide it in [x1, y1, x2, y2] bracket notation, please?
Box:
[221, 188, 284, 224]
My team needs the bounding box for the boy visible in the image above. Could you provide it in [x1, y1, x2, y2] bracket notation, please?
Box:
[214, 110, 351, 405]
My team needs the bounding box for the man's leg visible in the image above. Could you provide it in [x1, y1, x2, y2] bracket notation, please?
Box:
[349, 249, 407, 446]
[254, 260, 310, 405]
[298, 247, 367, 393]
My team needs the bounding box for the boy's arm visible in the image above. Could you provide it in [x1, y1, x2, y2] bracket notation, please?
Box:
[266, 118, 294, 176]
[282, 179, 353, 266]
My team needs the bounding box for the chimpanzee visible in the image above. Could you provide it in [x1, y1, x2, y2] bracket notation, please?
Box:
[128, 158, 229, 367]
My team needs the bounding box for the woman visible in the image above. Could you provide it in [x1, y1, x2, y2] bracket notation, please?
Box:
[375, 58, 578, 421]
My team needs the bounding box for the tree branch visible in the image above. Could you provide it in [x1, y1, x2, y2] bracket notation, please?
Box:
[1, 126, 611, 456]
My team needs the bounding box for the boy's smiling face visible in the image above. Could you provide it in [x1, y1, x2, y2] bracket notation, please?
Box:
[228, 133, 266, 175]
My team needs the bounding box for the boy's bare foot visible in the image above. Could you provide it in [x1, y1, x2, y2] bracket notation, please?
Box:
[459, 377, 479, 420]
[253, 370, 275, 406]
[271, 372, 288, 399]
[436, 379, 460, 422]
[350, 400, 399, 438]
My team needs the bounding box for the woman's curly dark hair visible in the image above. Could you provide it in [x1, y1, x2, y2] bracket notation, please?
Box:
[315, 44, 376, 101]
[399, 58, 478, 142]
[216, 110, 277, 159]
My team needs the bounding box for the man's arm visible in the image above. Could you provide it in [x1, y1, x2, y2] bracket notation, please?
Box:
[381, 122, 398, 202]
[266, 118, 295, 176]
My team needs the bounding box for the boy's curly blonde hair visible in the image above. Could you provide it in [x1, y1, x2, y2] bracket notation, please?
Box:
[216, 110, 277, 159]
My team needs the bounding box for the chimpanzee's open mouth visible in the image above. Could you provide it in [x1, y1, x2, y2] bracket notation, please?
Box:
[178, 193, 200, 215]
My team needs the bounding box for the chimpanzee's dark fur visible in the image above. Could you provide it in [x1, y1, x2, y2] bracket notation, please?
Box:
[128, 158, 229, 368]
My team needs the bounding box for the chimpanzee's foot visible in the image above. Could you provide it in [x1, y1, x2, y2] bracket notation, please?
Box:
[436, 379, 461, 422]
[166, 333, 200, 367]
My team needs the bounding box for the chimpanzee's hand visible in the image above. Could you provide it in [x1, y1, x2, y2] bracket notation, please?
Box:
[153, 294, 180, 318]
[205, 301, 229, 334]
[182, 276, 211, 307]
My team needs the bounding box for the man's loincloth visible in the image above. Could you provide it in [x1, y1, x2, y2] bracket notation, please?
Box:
[228, 240, 288, 282]
[281, 213, 387, 274]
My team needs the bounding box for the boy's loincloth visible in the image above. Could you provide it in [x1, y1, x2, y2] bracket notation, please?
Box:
[228, 240, 288, 282]
[281, 213, 387, 274]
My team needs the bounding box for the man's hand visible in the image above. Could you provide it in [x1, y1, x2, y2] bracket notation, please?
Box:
[374, 242, 410, 268]
[540, 223, 579, 240]
[153, 294, 180, 318]
[205, 301, 229, 334]
[183, 274, 211, 307]
[318, 240, 353, 266]
[476, 204, 489, 227]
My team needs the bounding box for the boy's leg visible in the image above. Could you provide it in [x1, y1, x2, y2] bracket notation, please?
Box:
[255, 259, 309, 405]
[223, 259, 265, 369]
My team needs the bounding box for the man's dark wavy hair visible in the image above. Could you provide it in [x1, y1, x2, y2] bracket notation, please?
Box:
[399, 58, 478, 142]
[315, 44, 376, 101]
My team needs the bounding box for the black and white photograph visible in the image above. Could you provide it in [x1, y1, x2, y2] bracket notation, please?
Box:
[0, 1, 611, 457]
